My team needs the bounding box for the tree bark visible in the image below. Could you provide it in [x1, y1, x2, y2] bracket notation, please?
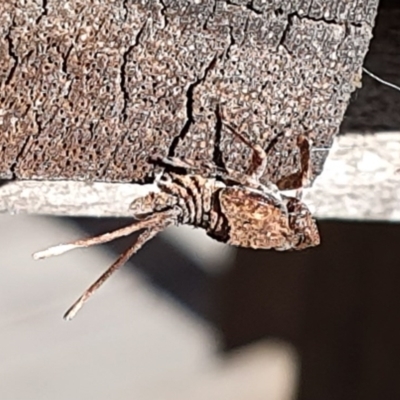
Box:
[1, 0, 377, 190]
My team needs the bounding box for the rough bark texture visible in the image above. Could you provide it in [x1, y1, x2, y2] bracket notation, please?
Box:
[0, 0, 377, 188]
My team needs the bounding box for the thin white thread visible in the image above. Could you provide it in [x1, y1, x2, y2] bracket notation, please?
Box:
[363, 67, 400, 93]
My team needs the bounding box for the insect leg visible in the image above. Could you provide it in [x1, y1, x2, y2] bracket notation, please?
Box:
[224, 123, 267, 182]
[150, 155, 200, 171]
[63, 220, 171, 320]
[151, 155, 220, 181]
[157, 154, 262, 192]
[297, 134, 313, 188]
[276, 134, 312, 190]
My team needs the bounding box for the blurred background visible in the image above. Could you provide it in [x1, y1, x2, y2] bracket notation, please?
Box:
[1, 1, 400, 399]
[1, 212, 399, 400]
[0, 214, 300, 400]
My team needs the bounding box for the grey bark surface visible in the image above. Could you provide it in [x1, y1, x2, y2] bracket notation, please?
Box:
[1, 0, 377, 191]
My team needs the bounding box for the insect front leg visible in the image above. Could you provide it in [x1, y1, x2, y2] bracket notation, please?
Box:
[150, 154, 219, 178]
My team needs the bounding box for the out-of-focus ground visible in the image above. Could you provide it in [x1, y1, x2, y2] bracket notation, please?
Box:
[0, 214, 298, 400]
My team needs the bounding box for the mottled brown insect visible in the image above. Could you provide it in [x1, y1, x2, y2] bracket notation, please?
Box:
[33, 123, 320, 320]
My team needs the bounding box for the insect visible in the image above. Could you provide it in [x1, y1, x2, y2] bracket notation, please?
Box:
[33, 120, 320, 320]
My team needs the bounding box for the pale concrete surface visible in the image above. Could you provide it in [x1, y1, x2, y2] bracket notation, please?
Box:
[0, 214, 298, 400]
[2, 133, 400, 221]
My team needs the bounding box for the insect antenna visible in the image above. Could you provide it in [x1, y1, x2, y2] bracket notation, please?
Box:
[32, 213, 169, 260]
[33, 210, 177, 319]
[63, 224, 169, 320]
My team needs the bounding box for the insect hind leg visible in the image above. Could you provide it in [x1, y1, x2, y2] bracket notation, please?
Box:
[223, 123, 267, 182]
[276, 134, 313, 191]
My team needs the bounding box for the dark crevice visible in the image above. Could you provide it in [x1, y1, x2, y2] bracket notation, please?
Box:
[245, 1, 262, 15]
[202, 1, 217, 30]
[23, 49, 34, 63]
[88, 122, 95, 141]
[224, 2, 251, 47]
[305, 0, 313, 16]
[349, 20, 362, 28]
[242, 13, 251, 44]
[259, 77, 270, 95]
[134, 19, 148, 47]
[278, 11, 367, 55]
[42, 0, 48, 15]
[264, 131, 285, 157]
[168, 54, 218, 157]
[213, 104, 226, 170]
[5, 20, 18, 86]
[281, 6, 369, 28]
[278, 13, 294, 56]
[294, 12, 360, 27]
[158, 0, 166, 14]
[293, 10, 366, 28]
[211, 0, 218, 16]
[122, 0, 129, 22]
[223, 0, 261, 16]
[21, 105, 31, 120]
[61, 45, 73, 75]
[63, 78, 75, 99]
[224, 26, 235, 61]
[120, 22, 147, 122]
[120, 45, 133, 121]
[36, 0, 48, 24]
[344, 21, 352, 38]
[158, 0, 168, 28]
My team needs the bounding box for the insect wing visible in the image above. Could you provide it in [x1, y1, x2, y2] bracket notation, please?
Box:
[219, 187, 292, 249]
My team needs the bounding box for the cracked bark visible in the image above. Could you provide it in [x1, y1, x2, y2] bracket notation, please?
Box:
[120, 21, 147, 122]
[0, 0, 380, 215]
[168, 54, 218, 158]
[4, 20, 17, 86]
